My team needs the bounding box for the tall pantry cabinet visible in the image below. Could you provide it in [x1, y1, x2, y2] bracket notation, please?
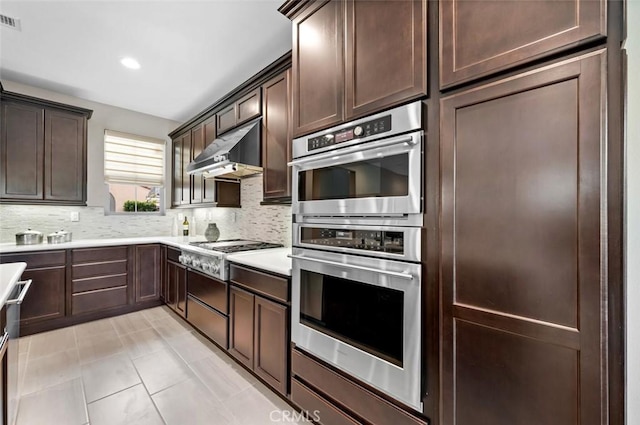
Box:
[437, 1, 622, 425]
[281, 0, 625, 425]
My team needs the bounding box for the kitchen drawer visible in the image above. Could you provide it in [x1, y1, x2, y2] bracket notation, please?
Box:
[0, 250, 66, 268]
[72, 273, 127, 293]
[187, 296, 228, 348]
[229, 264, 288, 304]
[291, 378, 361, 425]
[187, 270, 227, 314]
[167, 247, 181, 263]
[72, 260, 127, 279]
[72, 246, 128, 263]
[71, 286, 128, 315]
[291, 349, 428, 425]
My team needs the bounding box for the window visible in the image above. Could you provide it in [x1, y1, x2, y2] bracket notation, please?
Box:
[104, 130, 166, 214]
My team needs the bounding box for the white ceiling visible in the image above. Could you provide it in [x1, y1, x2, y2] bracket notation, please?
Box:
[0, 0, 292, 122]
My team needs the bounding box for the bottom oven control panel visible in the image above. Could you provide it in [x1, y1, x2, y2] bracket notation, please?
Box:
[300, 227, 404, 254]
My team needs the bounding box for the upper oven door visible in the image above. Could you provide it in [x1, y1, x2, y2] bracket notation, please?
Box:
[290, 130, 422, 218]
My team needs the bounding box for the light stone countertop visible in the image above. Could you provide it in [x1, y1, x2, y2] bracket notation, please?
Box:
[0, 262, 26, 306]
[0, 236, 208, 254]
[226, 247, 292, 277]
[0, 237, 292, 276]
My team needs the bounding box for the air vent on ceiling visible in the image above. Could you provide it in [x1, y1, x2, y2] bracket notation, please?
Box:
[0, 14, 21, 31]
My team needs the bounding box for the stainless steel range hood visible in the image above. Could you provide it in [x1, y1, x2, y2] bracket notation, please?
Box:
[186, 117, 262, 178]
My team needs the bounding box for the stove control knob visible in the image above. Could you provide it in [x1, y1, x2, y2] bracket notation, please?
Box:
[201, 263, 210, 273]
[211, 263, 220, 273]
[192, 259, 201, 268]
[353, 126, 363, 137]
[178, 255, 184, 263]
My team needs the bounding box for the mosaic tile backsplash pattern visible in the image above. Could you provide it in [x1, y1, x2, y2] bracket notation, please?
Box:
[0, 175, 292, 246]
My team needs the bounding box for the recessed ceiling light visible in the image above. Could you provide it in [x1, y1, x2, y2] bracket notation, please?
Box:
[120, 57, 141, 70]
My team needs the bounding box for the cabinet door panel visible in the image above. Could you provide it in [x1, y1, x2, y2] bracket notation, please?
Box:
[292, 0, 344, 136]
[440, 51, 605, 425]
[345, 0, 426, 119]
[44, 109, 85, 202]
[172, 137, 182, 206]
[254, 296, 288, 395]
[440, 0, 606, 87]
[229, 286, 254, 368]
[262, 70, 292, 200]
[217, 104, 237, 135]
[180, 133, 191, 205]
[135, 244, 161, 303]
[166, 261, 178, 307]
[236, 89, 261, 124]
[176, 264, 187, 317]
[0, 101, 44, 199]
[203, 116, 217, 203]
[191, 125, 204, 204]
[20, 267, 66, 324]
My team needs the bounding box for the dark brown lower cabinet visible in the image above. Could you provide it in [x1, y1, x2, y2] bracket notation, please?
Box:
[291, 348, 427, 425]
[166, 258, 186, 318]
[440, 50, 606, 425]
[229, 264, 289, 395]
[229, 286, 255, 369]
[134, 244, 161, 303]
[186, 269, 229, 348]
[71, 247, 130, 316]
[0, 251, 66, 325]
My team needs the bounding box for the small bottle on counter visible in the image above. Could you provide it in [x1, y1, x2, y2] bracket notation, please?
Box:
[183, 216, 189, 236]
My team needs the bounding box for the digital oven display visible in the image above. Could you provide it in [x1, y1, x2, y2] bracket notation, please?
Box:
[307, 115, 392, 152]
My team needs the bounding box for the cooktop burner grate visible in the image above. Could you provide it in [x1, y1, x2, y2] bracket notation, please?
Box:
[189, 239, 283, 253]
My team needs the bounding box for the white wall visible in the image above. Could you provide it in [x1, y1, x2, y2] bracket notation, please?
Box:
[626, 2, 640, 424]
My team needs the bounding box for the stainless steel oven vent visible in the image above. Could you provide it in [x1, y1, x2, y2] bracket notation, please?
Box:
[0, 14, 21, 31]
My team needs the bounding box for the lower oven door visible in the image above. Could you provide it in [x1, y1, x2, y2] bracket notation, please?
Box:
[291, 247, 422, 411]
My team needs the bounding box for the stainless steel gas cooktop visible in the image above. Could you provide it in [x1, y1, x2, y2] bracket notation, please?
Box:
[180, 239, 283, 280]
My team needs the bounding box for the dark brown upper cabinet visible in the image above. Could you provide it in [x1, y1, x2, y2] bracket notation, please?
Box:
[216, 88, 261, 135]
[262, 69, 292, 202]
[0, 92, 91, 205]
[202, 116, 217, 204]
[439, 0, 606, 88]
[344, 0, 427, 119]
[288, 0, 427, 137]
[190, 123, 204, 205]
[440, 50, 606, 425]
[291, 0, 344, 137]
[173, 116, 227, 208]
[171, 131, 191, 206]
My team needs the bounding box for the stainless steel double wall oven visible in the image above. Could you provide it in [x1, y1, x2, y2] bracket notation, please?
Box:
[289, 101, 424, 411]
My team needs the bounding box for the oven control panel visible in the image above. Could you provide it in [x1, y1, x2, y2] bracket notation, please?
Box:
[307, 115, 392, 152]
[300, 227, 404, 254]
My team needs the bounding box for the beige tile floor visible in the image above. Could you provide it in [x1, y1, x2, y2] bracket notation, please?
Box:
[16, 306, 303, 425]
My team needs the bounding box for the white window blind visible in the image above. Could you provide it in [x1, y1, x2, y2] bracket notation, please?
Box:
[104, 130, 166, 186]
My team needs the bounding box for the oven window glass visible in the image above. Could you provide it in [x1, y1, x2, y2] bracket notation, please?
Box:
[300, 270, 404, 366]
[298, 154, 409, 201]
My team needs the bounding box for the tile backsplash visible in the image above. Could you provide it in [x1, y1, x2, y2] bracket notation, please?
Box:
[0, 175, 292, 246]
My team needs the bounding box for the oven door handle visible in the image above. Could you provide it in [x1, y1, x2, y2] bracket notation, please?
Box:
[7, 279, 32, 305]
[288, 255, 414, 280]
[287, 135, 417, 167]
